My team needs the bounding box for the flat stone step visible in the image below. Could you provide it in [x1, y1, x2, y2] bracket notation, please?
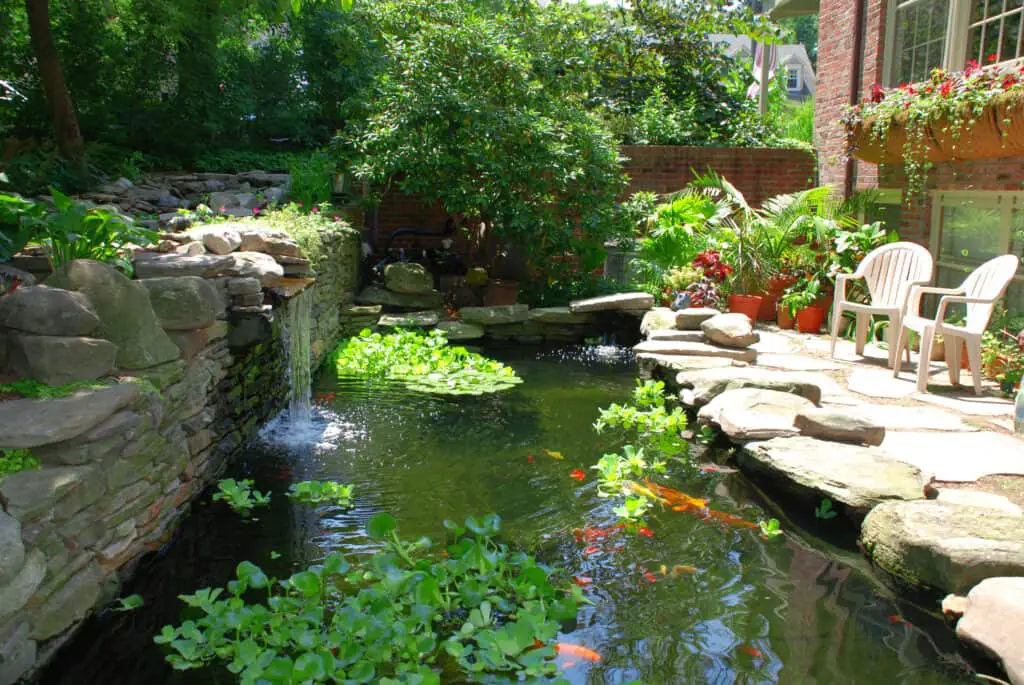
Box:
[636, 354, 737, 382]
[527, 307, 594, 324]
[633, 340, 757, 363]
[952, 578, 1024, 685]
[794, 408, 885, 446]
[675, 367, 822, 407]
[739, 436, 926, 520]
[675, 308, 721, 330]
[698, 388, 816, 441]
[377, 311, 439, 328]
[648, 329, 705, 343]
[569, 292, 653, 313]
[861, 500, 1024, 593]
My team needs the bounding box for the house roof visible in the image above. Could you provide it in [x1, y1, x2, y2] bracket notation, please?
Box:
[769, 0, 820, 19]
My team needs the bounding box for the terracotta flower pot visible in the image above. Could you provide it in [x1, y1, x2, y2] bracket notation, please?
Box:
[795, 306, 826, 334]
[777, 304, 795, 329]
[728, 294, 763, 323]
[483, 280, 518, 306]
[757, 293, 778, 321]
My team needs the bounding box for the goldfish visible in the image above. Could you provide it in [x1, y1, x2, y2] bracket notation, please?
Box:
[699, 464, 738, 474]
[888, 615, 913, 627]
[642, 480, 709, 509]
[641, 570, 657, 583]
[570, 469, 586, 482]
[637, 526, 655, 538]
[573, 576, 593, 587]
[623, 481, 669, 505]
[739, 645, 763, 659]
[545, 449, 565, 460]
[527, 454, 535, 464]
[703, 508, 758, 530]
[574, 526, 612, 543]
[562, 661, 577, 669]
[659, 564, 697, 577]
[555, 643, 601, 662]
[583, 546, 600, 555]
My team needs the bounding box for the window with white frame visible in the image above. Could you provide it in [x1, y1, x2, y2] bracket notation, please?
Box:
[786, 66, 801, 91]
[930, 191, 1024, 313]
[861, 189, 905, 231]
[885, 0, 1024, 86]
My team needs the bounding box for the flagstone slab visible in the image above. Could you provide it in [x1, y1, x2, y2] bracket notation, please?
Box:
[756, 354, 844, 372]
[569, 292, 653, 313]
[633, 340, 757, 363]
[881, 431, 1024, 482]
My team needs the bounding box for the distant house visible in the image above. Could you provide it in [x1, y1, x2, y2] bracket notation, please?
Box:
[792, 0, 1024, 309]
[709, 34, 817, 101]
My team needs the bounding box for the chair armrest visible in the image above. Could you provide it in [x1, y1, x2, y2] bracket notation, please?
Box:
[834, 273, 858, 303]
[935, 294, 985, 325]
[897, 278, 932, 315]
[906, 285, 963, 319]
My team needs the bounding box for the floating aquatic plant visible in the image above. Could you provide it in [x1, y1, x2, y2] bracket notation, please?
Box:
[330, 329, 523, 396]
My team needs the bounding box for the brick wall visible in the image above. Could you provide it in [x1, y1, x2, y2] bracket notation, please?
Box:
[370, 145, 817, 250]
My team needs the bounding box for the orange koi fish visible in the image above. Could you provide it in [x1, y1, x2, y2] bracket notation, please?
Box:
[637, 526, 655, 538]
[570, 469, 586, 482]
[739, 645, 763, 659]
[888, 615, 913, 627]
[555, 643, 601, 662]
[545, 449, 565, 460]
[699, 464, 738, 474]
[703, 508, 759, 530]
[642, 480, 708, 509]
[583, 546, 600, 555]
[660, 564, 697, 577]
[574, 526, 612, 543]
[527, 454, 536, 464]
[573, 576, 593, 587]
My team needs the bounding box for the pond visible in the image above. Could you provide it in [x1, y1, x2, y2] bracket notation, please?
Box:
[40, 345, 977, 685]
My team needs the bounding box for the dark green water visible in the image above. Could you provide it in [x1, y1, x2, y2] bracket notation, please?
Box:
[41, 345, 980, 685]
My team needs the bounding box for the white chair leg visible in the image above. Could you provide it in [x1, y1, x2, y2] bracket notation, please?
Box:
[829, 304, 843, 357]
[946, 337, 961, 387]
[886, 315, 901, 368]
[965, 340, 983, 396]
[892, 325, 908, 376]
[917, 325, 935, 393]
[855, 312, 870, 356]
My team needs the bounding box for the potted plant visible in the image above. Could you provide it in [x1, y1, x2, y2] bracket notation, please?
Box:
[780, 275, 827, 334]
[662, 265, 703, 310]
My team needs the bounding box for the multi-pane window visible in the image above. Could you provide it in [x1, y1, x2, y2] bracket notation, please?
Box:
[890, 0, 952, 84]
[786, 66, 801, 91]
[966, 0, 1024, 64]
[886, 0, 1024, 86]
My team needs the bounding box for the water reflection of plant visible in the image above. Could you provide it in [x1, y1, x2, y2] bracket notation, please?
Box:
[156, 513, 586, 684]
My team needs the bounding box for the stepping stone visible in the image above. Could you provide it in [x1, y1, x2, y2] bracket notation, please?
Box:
[384, 262, 434, 294]
[881, 431, 1024, 482]
[636, 354, 736, 382]
[633, 340, 757, 363]
[527, 307, 594, 324]
[436, 320, 485, 340]
[739, 436, 926, 519]
[698, 388, 815, 440]
[849, 367, 917, 399]
[132, 253, 234, 279]
[648, 329, 705, 343]
[951, 578, 1024, 685]
[569, 292, 653, 313]
[458, 305, 529, 325]
[378, 311, 439, 328]
[750, 330, 799, 354]
[640, 307, 677, 335]
[701, 313, 759, 349]
[675, 307, 720, 330]
[675, 367, 822, 407]
[935, 489, 1023, 516]
[794, 408, 885, 446]
[832, 404, 979, 433]
[861, 500, 1024, 593]
[0, 384, 140, 449]
[355, 285, 444, 310]
[757, 353, 844, 372]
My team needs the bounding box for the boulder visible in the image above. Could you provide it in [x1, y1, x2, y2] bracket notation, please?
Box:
[740, 436, 925, 519]
[141, 276, 225, 330]
[700, 313, 759, 349]
[633, 340, 757, 363]
[527, 307, 595, 325]
[237, 227, 301, 256]
[0, 513, 24, 586]
[437, 321, 486, 340]
[675, 367, 822, 407]
[226, 252, 285, 287]
[698, 388, 815, 440]
[0, 622, 35, 685]
[0, 383, 140, 449]
[225, 277, 262, 295]
[935, 489, 1024, 516]
[47, 260, 180, 369]
[208, 191, 237, 210]
[132, 253, 234, 279]
[378, 311, 439, 328]
[636, 354, 736, 381]
[174, 241, 205, 256]
[0, 550, 45, 620]
[640, 307, 678, 336]
[794, 408, 885, 446]
[648, 329, 705, 343]
[458, 304, 529, 325]
[0, 285, 99, 336]
[384, 262, 435, 294]
[354, 285, 444, 310]
[953, 577, 1024, 685]
[675, 307, 721, 330]
[569, 292, 654, 313]
[861, 500, 1024, 593]
[5, 334, 116, 386]
[187, 227, 242, 255]
[465, 267, 489, 287]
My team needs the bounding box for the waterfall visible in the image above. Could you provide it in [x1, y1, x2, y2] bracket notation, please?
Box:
[281, 287, 313, 423]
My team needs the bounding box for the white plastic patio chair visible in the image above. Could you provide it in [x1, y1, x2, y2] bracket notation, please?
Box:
[829, 242, 934, 367]
[891, 254, 1020, 394]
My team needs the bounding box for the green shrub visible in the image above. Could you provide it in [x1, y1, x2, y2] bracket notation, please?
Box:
[288, 151, 335, 209]
[0, 448, 40, 480]
[330, 329, 523, 396]
[0, 378, 112, 399]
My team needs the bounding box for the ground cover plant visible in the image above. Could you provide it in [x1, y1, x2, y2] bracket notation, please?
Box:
[155, 513, 586, 684]
[330, 329, 523, 396]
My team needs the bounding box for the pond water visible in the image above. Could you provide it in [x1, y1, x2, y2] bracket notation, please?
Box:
[41, 345, 979, 685]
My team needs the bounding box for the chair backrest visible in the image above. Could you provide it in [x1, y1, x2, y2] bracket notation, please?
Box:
[860, 242, 934, 307]
[958, 254, 1021, 333]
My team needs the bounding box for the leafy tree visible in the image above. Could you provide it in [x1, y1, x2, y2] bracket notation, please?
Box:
[24, 0, 82, 157]
[346, 0, 627, 269]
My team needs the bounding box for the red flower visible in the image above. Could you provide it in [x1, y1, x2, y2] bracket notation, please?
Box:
[1004, 75, 1018, 89]
[940, 80, 952, 97]
[312, 206, 319, 213]
[870, 83, 885, 103]
[987, 53, 999, 63]
[297, 201, 303, 207]
[252, 207, 261, 215]
[570, 469, 586, 482]
[637, 527, 654, 538]
[966, 60, 980, 75]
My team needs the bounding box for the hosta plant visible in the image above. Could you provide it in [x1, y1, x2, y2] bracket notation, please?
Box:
[155, 513, 584, 684]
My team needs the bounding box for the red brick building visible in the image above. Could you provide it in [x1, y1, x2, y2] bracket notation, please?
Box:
[802, 0, 1024, 308]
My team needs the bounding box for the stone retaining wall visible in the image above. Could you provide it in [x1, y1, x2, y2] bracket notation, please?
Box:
[0, 220, 359, 683]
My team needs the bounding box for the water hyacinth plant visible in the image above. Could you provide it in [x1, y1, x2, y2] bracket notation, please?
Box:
[330, 329, 523, 396]
[155, 513, 585, 685]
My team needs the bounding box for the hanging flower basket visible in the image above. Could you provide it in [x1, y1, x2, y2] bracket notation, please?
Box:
[849, 94, 1024, 164]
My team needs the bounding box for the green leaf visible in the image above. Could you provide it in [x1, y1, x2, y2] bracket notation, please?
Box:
[348, 660, 375, 683]
[414, 577, 443, 607]
[115, 594, 144, 611]
[237, 561, 269, 589]
[293, 652, 326, 680]
[289, 570, 322, 597]
[366, 513, 397, 540]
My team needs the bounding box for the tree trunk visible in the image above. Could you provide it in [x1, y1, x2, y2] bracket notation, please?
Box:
[25, 0, 83, 158]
